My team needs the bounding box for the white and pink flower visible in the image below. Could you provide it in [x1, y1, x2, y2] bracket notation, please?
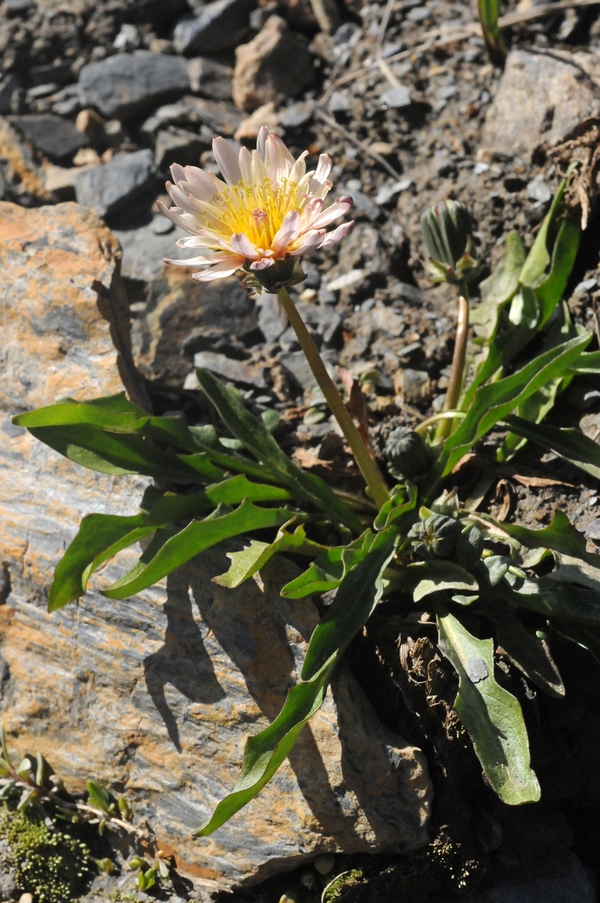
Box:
[158, 126, 354, 283]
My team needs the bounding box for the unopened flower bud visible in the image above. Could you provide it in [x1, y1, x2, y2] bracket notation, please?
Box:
[408, 514, 462, 559]
[420, 200, 478, 285]
[385, 427, 432, 482]
[455, 524, 485, 568]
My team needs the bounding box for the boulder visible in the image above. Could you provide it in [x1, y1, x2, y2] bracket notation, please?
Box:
[233, 16, 313, 112]
[74, 149, 157, 220]
[0, 201, 432, 889]
[482, 48, 600, 159]
[8, 113, 88, 164]
[78, 51, 191, 121]
[173, 0, 255, 56]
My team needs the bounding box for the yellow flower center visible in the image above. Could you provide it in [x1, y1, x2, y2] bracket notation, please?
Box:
[209, 176, 301, 249]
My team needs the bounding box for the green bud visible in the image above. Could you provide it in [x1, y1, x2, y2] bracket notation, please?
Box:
[118, 796, 133, 820]
[385, 427, 432, 482]
[430, 488, 460, 517]
[455, 524, 485, 568]
[420, 200, 477, 285]
[97, 858, 114, 874]
[241, 256, 306, 295]
[408, 514, 462, 559]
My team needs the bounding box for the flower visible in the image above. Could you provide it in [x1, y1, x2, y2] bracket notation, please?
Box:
[158, 127, 354, 286]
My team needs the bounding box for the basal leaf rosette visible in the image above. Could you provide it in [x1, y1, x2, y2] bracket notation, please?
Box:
[158, 126, 355, 292]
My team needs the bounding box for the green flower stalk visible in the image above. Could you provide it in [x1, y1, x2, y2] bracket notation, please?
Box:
[420, 200, 478, 440]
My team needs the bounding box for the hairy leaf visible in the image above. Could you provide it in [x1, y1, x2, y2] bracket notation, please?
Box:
[102, 500, 297, 598]
[484, 607, 565, 698]
[440, 333, 591, 475]
[280, 531, 379, 598]
[214, 523, 325, 588]
[502, 414, 600, 480]
[436, 606, 541, 805]
[407, 560, 478, 602]
[196, 369, 362, 532]
[195, 529, 398, 836]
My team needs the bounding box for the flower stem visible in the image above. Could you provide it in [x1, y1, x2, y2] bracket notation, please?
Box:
[277, 287, 389, 509]
[435, 286, 470, 443]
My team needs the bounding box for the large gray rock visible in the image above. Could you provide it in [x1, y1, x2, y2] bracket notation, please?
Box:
[79, 51, 190, 120]
[482, 48, 600, 158]
[173, 0, 255, 56]
[8, 113, 87, 163]
[0, 201, 432, 890]
[74, 149, 157, 219]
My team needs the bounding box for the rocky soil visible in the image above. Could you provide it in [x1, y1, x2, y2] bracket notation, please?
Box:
[2, 0, 600, 900]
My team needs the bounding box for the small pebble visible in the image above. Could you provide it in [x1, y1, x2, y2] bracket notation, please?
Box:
[315, 854, 336, 874]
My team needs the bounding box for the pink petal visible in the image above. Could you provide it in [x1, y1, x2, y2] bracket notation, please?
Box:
[271, 210, 301, 255]
[310, 196, 353, 229]
[170, 162, 187, 184]
[319, 220, 355, 248]
[230, 233, 259, 259]
[250, 257, 276, 270]
[289, 229, 325, 257]
[192, 258, 245, 282]
[314, 153, 332, 184]
[157, 200, 194, 233]
[239, 146, 253, 184]
[265, 133, 294, 184]
[213, 137, 241, 186]
[182, 166, 219, 201]
[257, 126, 270, 161]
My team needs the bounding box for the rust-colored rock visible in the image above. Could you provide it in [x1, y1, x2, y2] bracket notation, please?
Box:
[0, 116, 52, 205]
[482, 48, 600, 159]
[0, 201, 432, 889]
[233, 16, 313, 112]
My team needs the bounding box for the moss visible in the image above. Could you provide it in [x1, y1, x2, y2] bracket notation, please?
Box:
[321, 869, 364, 903]
[0, 803, 92, 903]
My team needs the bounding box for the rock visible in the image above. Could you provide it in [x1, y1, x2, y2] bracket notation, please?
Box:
[526, 174, 552, 204]
[464, 851, 595, 903]
[4, 0, 35, 14]
[0, 74, 20, 115]
[112, 216, 190, 283]
[482, 48, 600, 158]
[233, 16, 313, 112]
[155, 126, 210, 171]
[257, 292, 288, 343]
[0, 201, 145, 418]
[342, 181, 380, 221]
[181, 96, 245, 137]
[133, 269, 261, 386]
[9, 113, 88, 164]
[0, 201, 432, 890]
[187, 57, 233, 101]
[173, 0, 255, 56]
[74, 149, 157, 220]
[375, 177, 412, 206]
[279, 100, 314, 128]
[192, 351, 267, 389]
[234, 102, 280, 141]
[328, 90, 352, 114]
[380, 85, 412, 109]
[281, 350, 320, 392]
[79, 51, 190, 121]
[0, 116, 52, 205]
